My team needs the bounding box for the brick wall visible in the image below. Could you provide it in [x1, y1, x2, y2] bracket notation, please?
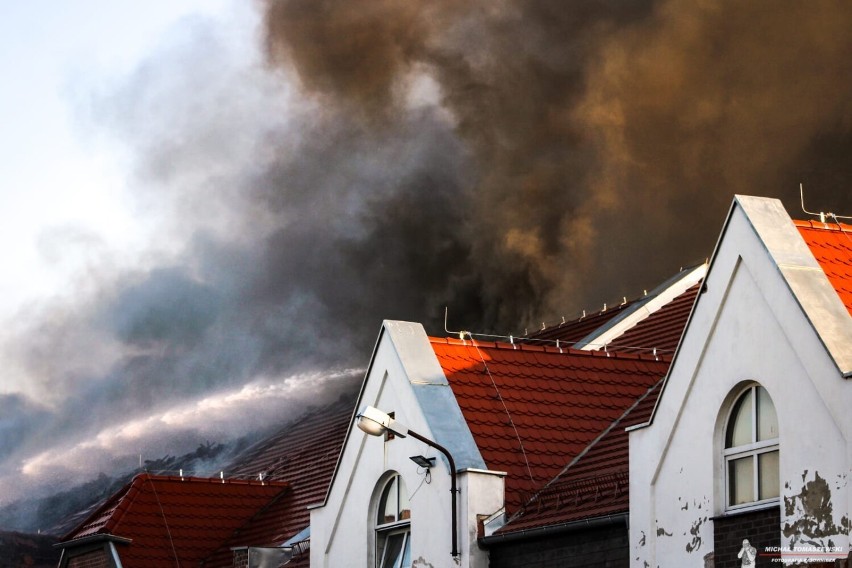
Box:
[713, 506, 779, 568]
[66, 548, 110, 568]
[487, 524, 628, 568]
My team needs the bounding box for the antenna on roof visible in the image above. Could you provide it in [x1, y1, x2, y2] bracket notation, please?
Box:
[798, 183, 852, 222]
[800, 183, 827, 223]
[444, 307, 471, 341]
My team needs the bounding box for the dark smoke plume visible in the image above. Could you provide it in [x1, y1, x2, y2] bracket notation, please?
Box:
[2, 0, 852, 516]
[263, 0, 852, 318]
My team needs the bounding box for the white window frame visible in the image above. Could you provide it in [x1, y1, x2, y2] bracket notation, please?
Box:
[723, 384, 779, 512]
[376, 525, 411, 568]
[374, 474, 411, 568]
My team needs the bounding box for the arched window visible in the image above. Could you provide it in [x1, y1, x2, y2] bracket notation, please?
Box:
[724, 385, 779, 509]
[375, 474, 411, 568]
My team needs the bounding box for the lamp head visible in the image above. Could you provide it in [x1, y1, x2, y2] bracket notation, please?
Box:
[409, 455, 436, 468]
[356, 405, 408, 438]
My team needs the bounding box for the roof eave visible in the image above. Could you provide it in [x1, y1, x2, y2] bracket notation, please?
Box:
[54, 534, 132, 549]
[479, 512, 628, 546]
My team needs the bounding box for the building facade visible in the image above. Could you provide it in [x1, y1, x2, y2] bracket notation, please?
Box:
[629, 196, 852, 567]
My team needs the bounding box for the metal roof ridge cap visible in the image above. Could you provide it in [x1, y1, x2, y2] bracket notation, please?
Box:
[574, 264, 707, 350]
[739, 195, 852, 375]
[396, 322, 486, 470]
[54, 534, 133, 549]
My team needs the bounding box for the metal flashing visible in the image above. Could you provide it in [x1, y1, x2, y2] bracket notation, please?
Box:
[737, 195, 852, 375]
[574, 264, 707, 350]
[385, 320, 486, 471]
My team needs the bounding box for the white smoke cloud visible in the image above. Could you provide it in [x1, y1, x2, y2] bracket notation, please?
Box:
[2, 367, 359, 505]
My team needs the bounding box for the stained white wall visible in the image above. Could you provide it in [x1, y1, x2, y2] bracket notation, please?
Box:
[310, 321, 506, 568]
[629, 197, 852, 567]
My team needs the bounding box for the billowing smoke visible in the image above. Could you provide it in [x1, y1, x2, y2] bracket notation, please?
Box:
[263, 0, 852, 317]
[2, 0, 852, 517]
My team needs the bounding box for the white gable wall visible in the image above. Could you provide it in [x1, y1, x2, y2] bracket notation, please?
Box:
[629, 197, 852, 566]
[311, 321, 505, 568]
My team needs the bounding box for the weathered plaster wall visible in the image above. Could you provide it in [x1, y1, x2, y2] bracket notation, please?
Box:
[310, 321, 505, 568]
[629, 198, 852, 568]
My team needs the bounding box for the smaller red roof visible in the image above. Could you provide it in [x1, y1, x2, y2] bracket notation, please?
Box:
[795, 219, 852, 316]
[61, 474, 289, 568]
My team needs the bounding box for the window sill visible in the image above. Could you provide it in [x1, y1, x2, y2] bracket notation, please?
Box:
[711, 500, 780, 520]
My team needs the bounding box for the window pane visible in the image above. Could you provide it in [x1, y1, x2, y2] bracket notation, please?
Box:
[379, 477, 399, 524]
[757, 387, 779, 441]
[726, 389, 754, 448]
[379, 533, 404, 568]
[401, 533, 411, 568]
[729, 456, 755, 505]
[759, 450, 780, 500]
[398, 477, 411, 521]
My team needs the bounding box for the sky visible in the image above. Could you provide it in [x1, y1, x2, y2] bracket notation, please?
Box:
[2, 0, 852, 520]
[0, 1, 235, 314]
[0, 0, 298, 506]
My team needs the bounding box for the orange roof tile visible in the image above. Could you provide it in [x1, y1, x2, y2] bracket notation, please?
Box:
[795, 220, 852, 316]
[61, 474, 289, 568]
[429, 338, 670, 514]
[498, 380, 662, 533]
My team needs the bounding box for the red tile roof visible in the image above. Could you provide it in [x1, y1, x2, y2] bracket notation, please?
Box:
[61, 474, 289, 568]
[430, 338, 670, 515]
[602, 283, 700, 355]
[498, 379, 662, 533]
[58, 396, 353, 568]
[796, 219, 852, 316]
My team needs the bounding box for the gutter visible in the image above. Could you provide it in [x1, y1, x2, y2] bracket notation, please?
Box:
[54, 534, 133, 548]
[478, 512, 628, 547]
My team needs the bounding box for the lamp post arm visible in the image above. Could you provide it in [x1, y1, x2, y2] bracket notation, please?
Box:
[407, 429, 459, 558]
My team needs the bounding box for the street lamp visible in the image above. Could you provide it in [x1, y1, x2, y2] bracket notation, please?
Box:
[356, 405, 460, 558]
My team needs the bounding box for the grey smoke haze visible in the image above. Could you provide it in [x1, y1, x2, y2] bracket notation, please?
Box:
[2, 0, 852, 511]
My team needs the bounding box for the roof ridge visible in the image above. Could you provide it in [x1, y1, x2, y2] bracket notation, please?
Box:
[60, 475, 136, 541]
[531, 262, 708, 332]
[794, 218, 852, 231]
[427, 336, 671, 362]
[106, 473, 148, 534]
[140, 473, 290, 488]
